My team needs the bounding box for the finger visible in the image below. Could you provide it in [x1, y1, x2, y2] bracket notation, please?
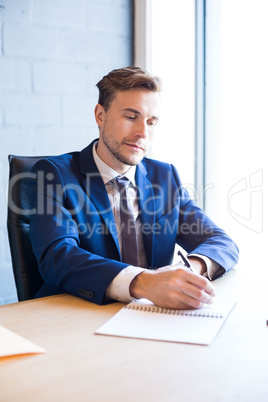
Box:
[184, 271, 216, 297]
[181, 282, 214, 306]
[174, 270, 215, 306]
[170, 290, 207, 309]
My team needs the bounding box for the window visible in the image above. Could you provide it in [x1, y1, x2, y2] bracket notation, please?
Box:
[136, 0, 196, 196]
[135, 0, 267, 275]
[205, 0, 267, 268]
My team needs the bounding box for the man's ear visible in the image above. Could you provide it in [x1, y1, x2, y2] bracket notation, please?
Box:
[94, 104, 105, 127]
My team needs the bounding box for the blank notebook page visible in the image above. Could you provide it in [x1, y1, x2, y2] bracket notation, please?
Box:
[95, 298, 236, 346]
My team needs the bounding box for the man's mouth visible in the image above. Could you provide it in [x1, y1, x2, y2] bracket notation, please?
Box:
[125, 142, 144, 151]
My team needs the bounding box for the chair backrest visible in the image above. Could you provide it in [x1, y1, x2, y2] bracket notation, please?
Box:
[7, 155, 47, 301]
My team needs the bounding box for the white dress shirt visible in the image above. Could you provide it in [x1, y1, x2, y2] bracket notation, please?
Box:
[92, 143, 147, 302]
[92, 142, 220, 303]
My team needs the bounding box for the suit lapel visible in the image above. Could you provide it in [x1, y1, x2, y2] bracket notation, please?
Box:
[79, 142, 120, 255]
[79, 142, 157, 266]
[136, 162, 156, 268]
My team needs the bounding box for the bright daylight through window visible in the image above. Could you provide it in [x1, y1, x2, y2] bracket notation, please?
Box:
[150, 0, 196, 196]
[150, 0, 267, 277]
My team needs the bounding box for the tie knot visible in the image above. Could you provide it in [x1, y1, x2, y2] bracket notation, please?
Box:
[112, 176, 129, 193]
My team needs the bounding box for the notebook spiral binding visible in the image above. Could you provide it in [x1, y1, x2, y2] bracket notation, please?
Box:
[125, 304, 224, 319]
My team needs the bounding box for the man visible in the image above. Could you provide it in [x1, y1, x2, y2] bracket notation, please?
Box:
[29, 66, 239, 309]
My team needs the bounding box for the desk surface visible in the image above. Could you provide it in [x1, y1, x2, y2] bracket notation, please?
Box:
[0, 270, 267, 402]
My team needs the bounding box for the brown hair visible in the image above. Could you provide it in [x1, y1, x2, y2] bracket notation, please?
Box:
[96, 66, 162, 111]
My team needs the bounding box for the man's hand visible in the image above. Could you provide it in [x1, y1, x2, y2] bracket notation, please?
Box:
[129, 264, 216, 310]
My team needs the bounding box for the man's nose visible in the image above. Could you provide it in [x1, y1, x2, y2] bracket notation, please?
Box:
[135, 120, 148, 138]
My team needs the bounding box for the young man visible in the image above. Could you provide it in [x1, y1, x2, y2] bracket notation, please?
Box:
[29, 66, 239, 309]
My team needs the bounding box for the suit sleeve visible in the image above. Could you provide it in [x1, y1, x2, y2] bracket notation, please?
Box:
[29, 158, 128, 305]
[172, 165, 239, 276]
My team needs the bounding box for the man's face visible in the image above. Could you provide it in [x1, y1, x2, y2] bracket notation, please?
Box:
[95, 89, 161, 173]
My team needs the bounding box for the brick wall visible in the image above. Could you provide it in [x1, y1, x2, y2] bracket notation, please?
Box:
[0, 0, 133, 304]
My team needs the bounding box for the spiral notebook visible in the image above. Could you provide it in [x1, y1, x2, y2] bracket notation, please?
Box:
[95, 298, 236, 345]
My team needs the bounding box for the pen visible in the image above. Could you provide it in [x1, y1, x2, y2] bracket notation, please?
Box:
[177, 250, 195, 273]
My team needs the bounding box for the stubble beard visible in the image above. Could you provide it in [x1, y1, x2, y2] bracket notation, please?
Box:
[102, 131, 147, 167]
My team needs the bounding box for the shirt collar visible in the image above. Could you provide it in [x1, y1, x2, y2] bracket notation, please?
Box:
[93, 141, 136, 186]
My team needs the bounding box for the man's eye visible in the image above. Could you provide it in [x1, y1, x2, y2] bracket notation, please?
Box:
[148, 120, 158, 126]
[126, 115, 136, 120]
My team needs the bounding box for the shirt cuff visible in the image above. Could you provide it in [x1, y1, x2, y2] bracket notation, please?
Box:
[187, 254, 220, 280]
[105, 266, 147, 303]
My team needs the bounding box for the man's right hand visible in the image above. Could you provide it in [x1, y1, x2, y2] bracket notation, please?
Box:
[129, 265, 216, 310]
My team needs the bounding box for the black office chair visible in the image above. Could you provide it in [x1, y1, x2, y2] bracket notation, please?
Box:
[7, 155, 47, 301]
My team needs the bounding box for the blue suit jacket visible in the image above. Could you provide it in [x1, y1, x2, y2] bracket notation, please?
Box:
[29, 140, 239, 304]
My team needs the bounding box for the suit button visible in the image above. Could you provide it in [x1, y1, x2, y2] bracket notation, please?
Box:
[79, 288, 95, 299]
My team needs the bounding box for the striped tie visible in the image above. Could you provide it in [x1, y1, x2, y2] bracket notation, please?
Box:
[112, 177, 138, 266]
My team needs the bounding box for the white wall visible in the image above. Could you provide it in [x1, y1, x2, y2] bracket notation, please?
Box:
[0, 0, 133, 304]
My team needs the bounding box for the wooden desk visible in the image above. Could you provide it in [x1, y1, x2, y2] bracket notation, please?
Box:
[0, 270, 267, 402]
